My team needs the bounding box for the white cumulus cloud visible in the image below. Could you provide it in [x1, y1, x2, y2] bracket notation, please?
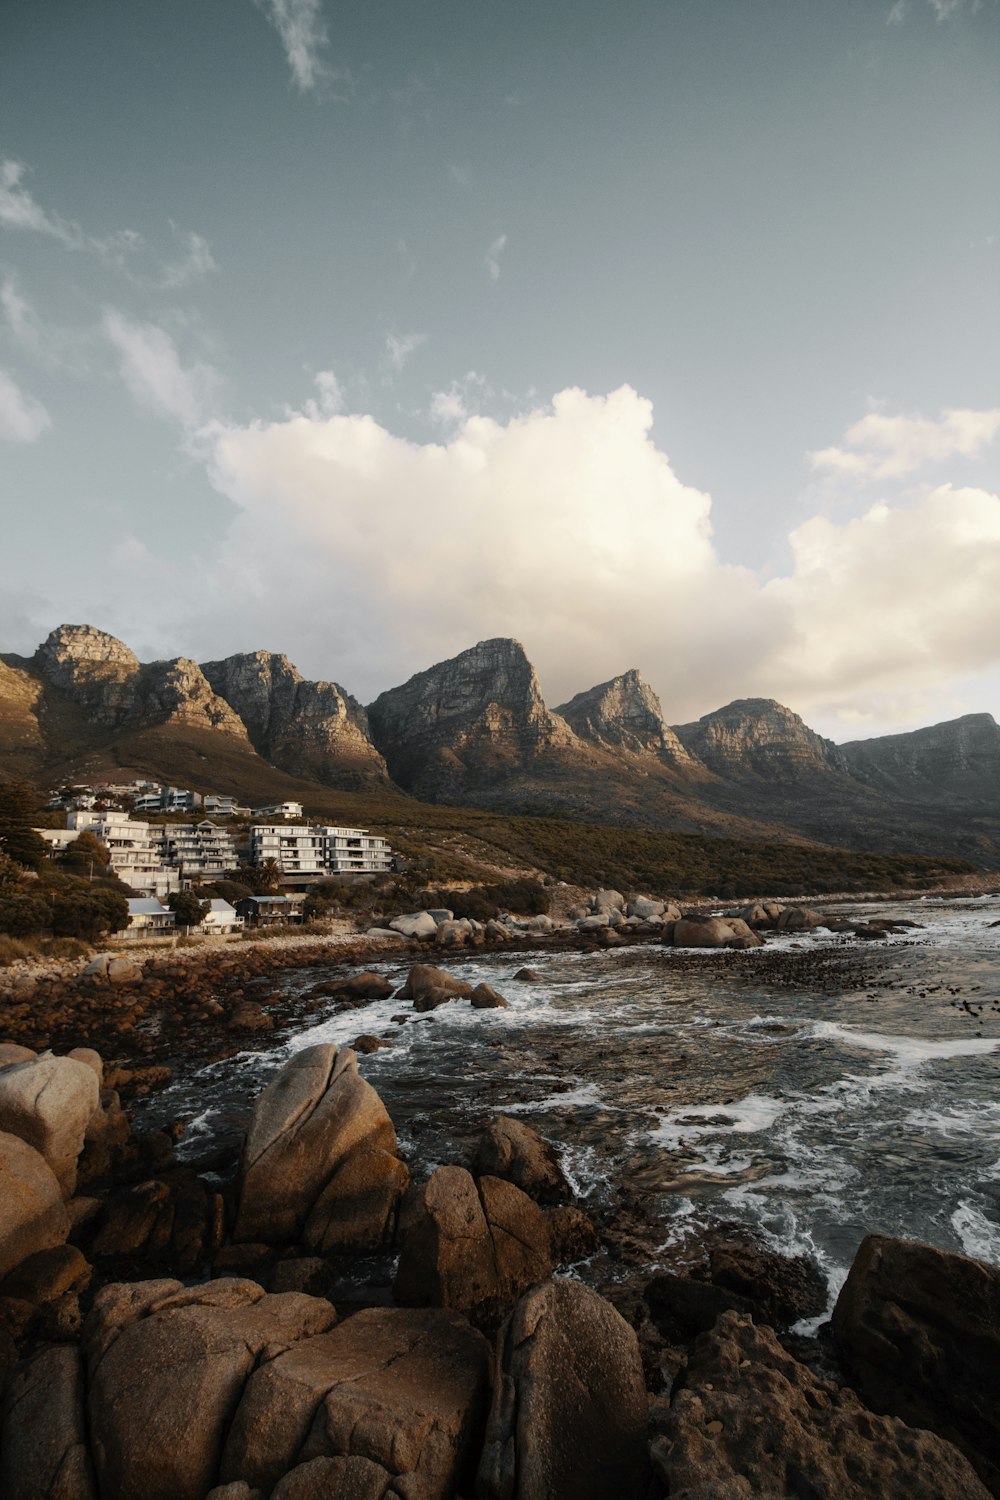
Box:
[0, 368, 50, 442]
[809, 406, 1000, 481]
[183, 387, 1000, 737]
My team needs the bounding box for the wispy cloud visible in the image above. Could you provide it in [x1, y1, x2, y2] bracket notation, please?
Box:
[0, 368, 50, 442]
[0, 157, 216, 288]
[485, 233, 507, 282]
[886, 1, 907, 24]
[384, 330, 425, 373]
[809, 406, 1000, 481]
[449, 164, 473, 189]
[103, 310, 221, 428]
[255, 0, 351, 96]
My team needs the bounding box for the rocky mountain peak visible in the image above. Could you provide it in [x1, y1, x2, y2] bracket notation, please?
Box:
[201, 650, 387, 785]
[36, 624, 139, 685]
[366, 637, 576, 798]
[673, 697, 847, 779]
[842, 712, 1000, 803]
[555, 669, 698, 768]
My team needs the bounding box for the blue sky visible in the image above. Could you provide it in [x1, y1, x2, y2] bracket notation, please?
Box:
[1, 0, 997, 739]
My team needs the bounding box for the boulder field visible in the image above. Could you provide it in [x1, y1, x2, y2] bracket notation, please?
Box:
[0, 991, 999, 1498]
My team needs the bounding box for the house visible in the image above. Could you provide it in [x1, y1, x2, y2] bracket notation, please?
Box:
[125, 897, 176, 933]
[252, 801, 303, 821]
[248, 824, 393, 877]
[202, 794, 249, 818]
[235, 894, 307, 928]
[134, 785, 202, 814]
[201, 898, 241, 934]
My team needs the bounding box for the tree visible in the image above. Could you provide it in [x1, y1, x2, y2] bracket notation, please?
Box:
[50, 887, 129, 942]
[0, 779, 50, 872]
[167, 890, 210, 929]
[228, 862, 282, 895]
[59, 830, 112, 876]
[0, 892, 52, 936]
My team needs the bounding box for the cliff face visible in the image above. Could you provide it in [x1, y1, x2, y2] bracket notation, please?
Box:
[32, 626, 248, 740]
[201, 651, 387, 785]
[672, 698, 848, 780]
[366, 638, 577, 799]
[556, 670, 702, 773]
[842, 714, 1000, 806]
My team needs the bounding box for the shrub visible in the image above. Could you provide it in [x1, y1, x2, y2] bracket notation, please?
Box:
[51, 887, 129, 941]
[0, 892, 52, 937]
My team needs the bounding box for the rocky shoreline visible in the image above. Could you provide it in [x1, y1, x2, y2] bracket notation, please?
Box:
[1, 1003, 999, 1499]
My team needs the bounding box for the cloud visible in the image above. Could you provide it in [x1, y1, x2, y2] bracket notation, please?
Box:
[809, 406, 1000, 481]
[0, 157, 215, 286]
[182, 387, 1000, 738]
[103, 310, 221, 428]
[384, 331, 425, 373]
[886, 0, 907, 22]
[255, 0, 348, 95]
[0, 368, 50, 442]
[485, 234, 507, 282]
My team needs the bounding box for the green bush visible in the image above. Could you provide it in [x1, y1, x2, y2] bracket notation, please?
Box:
[51, 887, 129, 942]
[0, 892, 52, 937]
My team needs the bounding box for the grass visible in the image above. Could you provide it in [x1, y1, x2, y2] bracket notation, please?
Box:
[0, 933, 91, 966]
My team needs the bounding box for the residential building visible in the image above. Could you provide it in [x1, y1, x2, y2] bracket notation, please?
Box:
[202, 898, 242, 933]
[63, 810, 180, 898]
[125, 897, 176, 933]
[235, 894, 306, 927]
[252, 801, 303, 820]
[150, 820, 240, 880]
[202, 794, 249, 818]
[134, 785, 203, 814]
[248, 823, 392, 877]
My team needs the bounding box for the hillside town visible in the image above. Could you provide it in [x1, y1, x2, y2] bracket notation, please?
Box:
[32, 780, 394, 938]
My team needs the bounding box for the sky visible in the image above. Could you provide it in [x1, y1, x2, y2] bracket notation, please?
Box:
[0, 0, 998, 741]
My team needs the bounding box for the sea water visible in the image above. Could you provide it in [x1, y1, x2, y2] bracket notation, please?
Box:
[146, 894, 1000, 1313]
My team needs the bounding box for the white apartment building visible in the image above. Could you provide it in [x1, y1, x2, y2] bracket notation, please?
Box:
[252, 801, 303, 821]
[149, 821, 240, 880]
[249, 824, 392, 876]
[63, 810, 180, 899]
[134, 785, 202, 814]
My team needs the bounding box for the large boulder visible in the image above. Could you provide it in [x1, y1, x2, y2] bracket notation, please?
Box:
[85, 1278, 337, 1500]
[670, 916, 738, 949]
[399, 965, 473, 1005]
[832, 1233, 1000, 1494]
[473, 1117, 569, 1204]
[592, 889, 626, 914]
[470, 983, 509, 1010]
[234, 1045, 407, 1249]
[0, 1131, 70, 1281]
[650, 1309, 990, 1499]
[394, 1166, 551, 1329]
[220, 1307, 491, 1499]
[388, 912, 439, 940]
[0, 1053, 100, 1195]
[477, 1278, 650, 1500]
[776, 905, 822, 932]
[0, 1345, 95, 1500]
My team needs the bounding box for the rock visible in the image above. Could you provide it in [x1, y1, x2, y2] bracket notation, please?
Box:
[645, 1272, 757, 1342]
[0, 1344, 95, 1500]
[85, 1278, 337, 1500]
[0, 1131, 69, 1281]
[268, 1257, 334, 1297]
[650, 1310, 991, 1500]
[388, 912, 439, 940]
[832, 1233, 1000, 1493]
[68, 1047, 103, 1083]
[399, 964, 474, 1003]
[472, 1117, 569, 1204]
[524, 914, 553, 933]
[0, 1043, 37, 1070]
[513, 968, 543, 982]
[350, 1033, 393, 1054]
[333, 971, 393, 1001]
[0, 1053, 101, 1195]
[546, 1205, 600, 1263]
[394, 1166, 551, 1329]
[436, 918, 474, 947]
[206, 1485, 262, 1500]
[477, 1278, 650, 1500]
[670, 916, 740, 948]
[470, 983, 509, 1010]
[365, 928, 406, 942]
[78, 1088, 132, 1187]
[271, 1458, 389, 1499]
[593, 889, 626, 913]
[776, 905, 823, 932]
[705, 1230, 827, 1329]
[626, 896, 665, 919]
[0, 1242, 90, 1305]
[220, 1307, 490, 1499]
[234, 1044, 407, 1250]
[577, 913, 611, 930]
[83, 953, 144, 985]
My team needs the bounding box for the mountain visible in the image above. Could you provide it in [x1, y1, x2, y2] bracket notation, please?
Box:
[673, 697, 847, 780]
[0, 623, 997, 869]
[555, 669, 702, 774]
[201, 651, 387, 789]
[842, 714, 1000, 807]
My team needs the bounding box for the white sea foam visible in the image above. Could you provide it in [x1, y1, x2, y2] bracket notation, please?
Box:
[952, 1201, 1000, 1264]
[808, 1019, 1000, 1067]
